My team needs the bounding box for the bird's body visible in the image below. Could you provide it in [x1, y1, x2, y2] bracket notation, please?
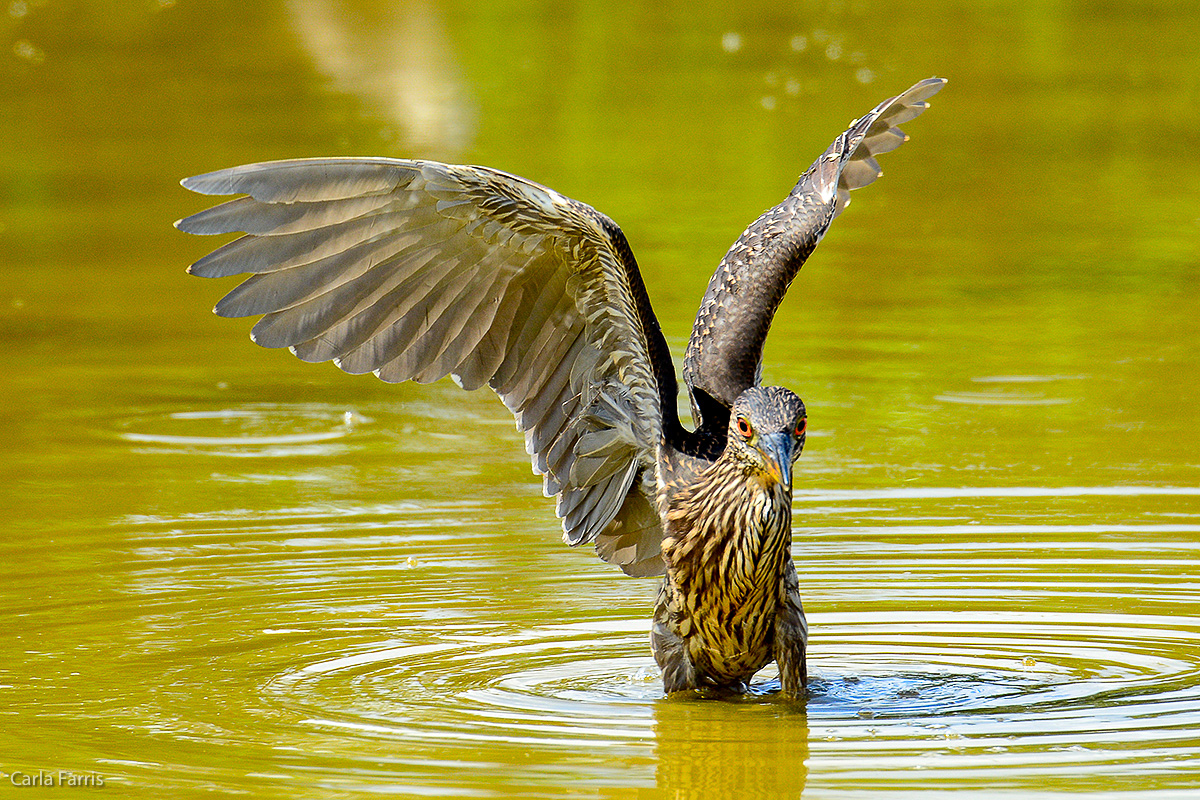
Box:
[177, 77, 945, 698]
[654, 387, 808, 694]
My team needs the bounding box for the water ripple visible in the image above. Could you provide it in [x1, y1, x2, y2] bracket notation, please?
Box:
[94, 486, 1200, 794]
[115, 406, 370, 457]
[257, 606, 1200, 782]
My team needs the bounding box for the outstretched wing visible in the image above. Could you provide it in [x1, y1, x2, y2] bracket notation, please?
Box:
[176, 158, 677, 575]
[682, 77, 946, 413]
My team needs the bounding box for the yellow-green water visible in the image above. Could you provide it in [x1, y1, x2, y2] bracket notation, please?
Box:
[3, 0, 1199, 797]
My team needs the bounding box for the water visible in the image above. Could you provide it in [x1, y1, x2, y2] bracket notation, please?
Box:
[3, 0, 1199, 797]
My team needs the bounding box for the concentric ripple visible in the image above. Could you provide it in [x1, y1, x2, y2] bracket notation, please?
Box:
[253, 486, 1200, 793]
[116, 405, 371, 457]
[269, 622, 662, 749]
[265, 607, 1200, 746]
[78, 482, 1200, 795]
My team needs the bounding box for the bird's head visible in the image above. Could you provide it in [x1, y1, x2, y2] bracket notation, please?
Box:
[727, 386, 807, 490]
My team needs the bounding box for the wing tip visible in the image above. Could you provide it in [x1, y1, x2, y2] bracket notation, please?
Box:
[907, 76, 948, 103]
[180, 171, 224, 195]
[175, 212, 212, 235]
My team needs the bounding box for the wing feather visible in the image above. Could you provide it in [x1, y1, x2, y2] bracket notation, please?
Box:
[178, 158, 674, 567]
[451, 290, 523, 391]
[682, 77, 946, 411]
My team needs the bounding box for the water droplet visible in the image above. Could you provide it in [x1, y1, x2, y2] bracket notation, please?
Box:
[721, 32, 742, 53]
[342, 409, 373, 426]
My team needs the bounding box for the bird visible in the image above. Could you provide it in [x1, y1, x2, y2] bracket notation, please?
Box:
[176, 76, 945, 698]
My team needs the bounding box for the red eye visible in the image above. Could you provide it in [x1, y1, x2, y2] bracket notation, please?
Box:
[736, 416, 753, 439]
[795, 418, 807, 437]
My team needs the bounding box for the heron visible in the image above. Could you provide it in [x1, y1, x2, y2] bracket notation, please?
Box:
[176, 77, 945, 698]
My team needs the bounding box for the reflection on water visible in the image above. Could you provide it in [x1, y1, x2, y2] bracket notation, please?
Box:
[288, 0, 475, 154]
[654, 700, 809, 799]
[5, 0, 1200, 796]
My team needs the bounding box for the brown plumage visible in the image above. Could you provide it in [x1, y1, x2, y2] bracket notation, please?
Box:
[176, 78, 945, 697]
[653, 386, 808, 694]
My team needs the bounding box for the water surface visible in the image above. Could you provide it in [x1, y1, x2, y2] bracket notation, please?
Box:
[3, 0, 1198, 797]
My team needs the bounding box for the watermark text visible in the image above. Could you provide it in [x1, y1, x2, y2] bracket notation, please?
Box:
[5, 770, 106, 788]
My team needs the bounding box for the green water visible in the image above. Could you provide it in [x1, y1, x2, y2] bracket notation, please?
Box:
[3, 0, 1199, 797]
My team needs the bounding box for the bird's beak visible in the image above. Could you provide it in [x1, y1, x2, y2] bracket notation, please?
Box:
[758, 432, 794, 490]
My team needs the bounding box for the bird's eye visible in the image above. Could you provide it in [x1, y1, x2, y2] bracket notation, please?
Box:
[795, 418, 807, 437]
[736, 416, 753, 439]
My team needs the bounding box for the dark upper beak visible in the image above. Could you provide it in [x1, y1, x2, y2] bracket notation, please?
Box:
[758, 431, 794, 489]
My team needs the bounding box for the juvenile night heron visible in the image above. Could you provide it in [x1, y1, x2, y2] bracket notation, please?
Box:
[177, 77, 945, 698]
